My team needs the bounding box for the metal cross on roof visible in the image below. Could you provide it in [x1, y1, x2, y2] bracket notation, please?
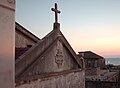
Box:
[51, 3, 61, 23]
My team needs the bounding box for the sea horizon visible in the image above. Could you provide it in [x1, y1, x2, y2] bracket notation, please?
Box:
[105, 58, 120, 65]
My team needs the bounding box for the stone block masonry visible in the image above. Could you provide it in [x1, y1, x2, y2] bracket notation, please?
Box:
[16, 70, 85, 88]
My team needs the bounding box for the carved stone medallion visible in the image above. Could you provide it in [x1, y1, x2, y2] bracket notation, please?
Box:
[55, 49, 63, 68]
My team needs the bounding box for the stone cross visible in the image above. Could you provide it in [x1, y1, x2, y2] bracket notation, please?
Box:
[51, 3, 61, 23]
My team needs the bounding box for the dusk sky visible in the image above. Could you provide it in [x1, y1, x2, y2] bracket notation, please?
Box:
[16, 0, 120, 58]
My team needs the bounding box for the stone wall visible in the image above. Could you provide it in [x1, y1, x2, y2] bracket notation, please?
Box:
[15, 29, 59, 77]
[16, 70, 85, 88]
[85, 67, 100, 76]
[15, 30, 36, 47]
[106, 71, 120, 82]
[98, 59, 106, 69]
[86, 81, 120, 88]
[21, 40, 79, 78]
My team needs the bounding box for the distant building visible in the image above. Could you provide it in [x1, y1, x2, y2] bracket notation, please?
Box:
[78, 51, 105, 76]
[78, 51, 120, 88]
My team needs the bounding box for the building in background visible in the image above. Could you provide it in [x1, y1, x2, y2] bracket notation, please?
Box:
[78, 51, 120, 88]
[78, 51, 105, 76]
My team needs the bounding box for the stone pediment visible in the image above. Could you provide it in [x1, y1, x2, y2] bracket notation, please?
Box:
[15, 23, 82, 81]
[15, 22, 40, 43]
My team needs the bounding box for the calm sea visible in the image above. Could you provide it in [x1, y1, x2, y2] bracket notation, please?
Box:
[105, 58, 120, 65]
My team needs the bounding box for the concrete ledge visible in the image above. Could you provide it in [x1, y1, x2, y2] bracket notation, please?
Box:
[16, 69, 82, 86]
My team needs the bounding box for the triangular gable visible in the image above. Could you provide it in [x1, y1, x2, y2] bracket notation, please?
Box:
[15, 22, 40, 43]
[15, 23, 82, 80]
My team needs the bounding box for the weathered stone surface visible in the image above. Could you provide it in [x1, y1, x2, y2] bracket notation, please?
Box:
[15, 23, 40, 48]
[15, 26, 82, 78]
[86, 81, 120, 88]
[78, 51, 106, 69]
[85, 67, 100, 76]
[15, 29, 59, 78]
[15, 4, 85, 88]
[15, 22, 85, 88]
[16, 70, 85, 88]
[15, 30, 37, 47]
[21, 40, 79, 78]
[0, 0, 15, 88]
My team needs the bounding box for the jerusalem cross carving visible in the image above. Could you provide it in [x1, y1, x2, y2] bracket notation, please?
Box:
[55, 49, 63, 68]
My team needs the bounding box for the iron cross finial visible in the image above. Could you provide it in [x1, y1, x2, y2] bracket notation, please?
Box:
[51, 3, 61, 23]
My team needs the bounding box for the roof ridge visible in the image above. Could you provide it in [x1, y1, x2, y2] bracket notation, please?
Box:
[15, 29, 60, 78]
[15, 22, 40, 42]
